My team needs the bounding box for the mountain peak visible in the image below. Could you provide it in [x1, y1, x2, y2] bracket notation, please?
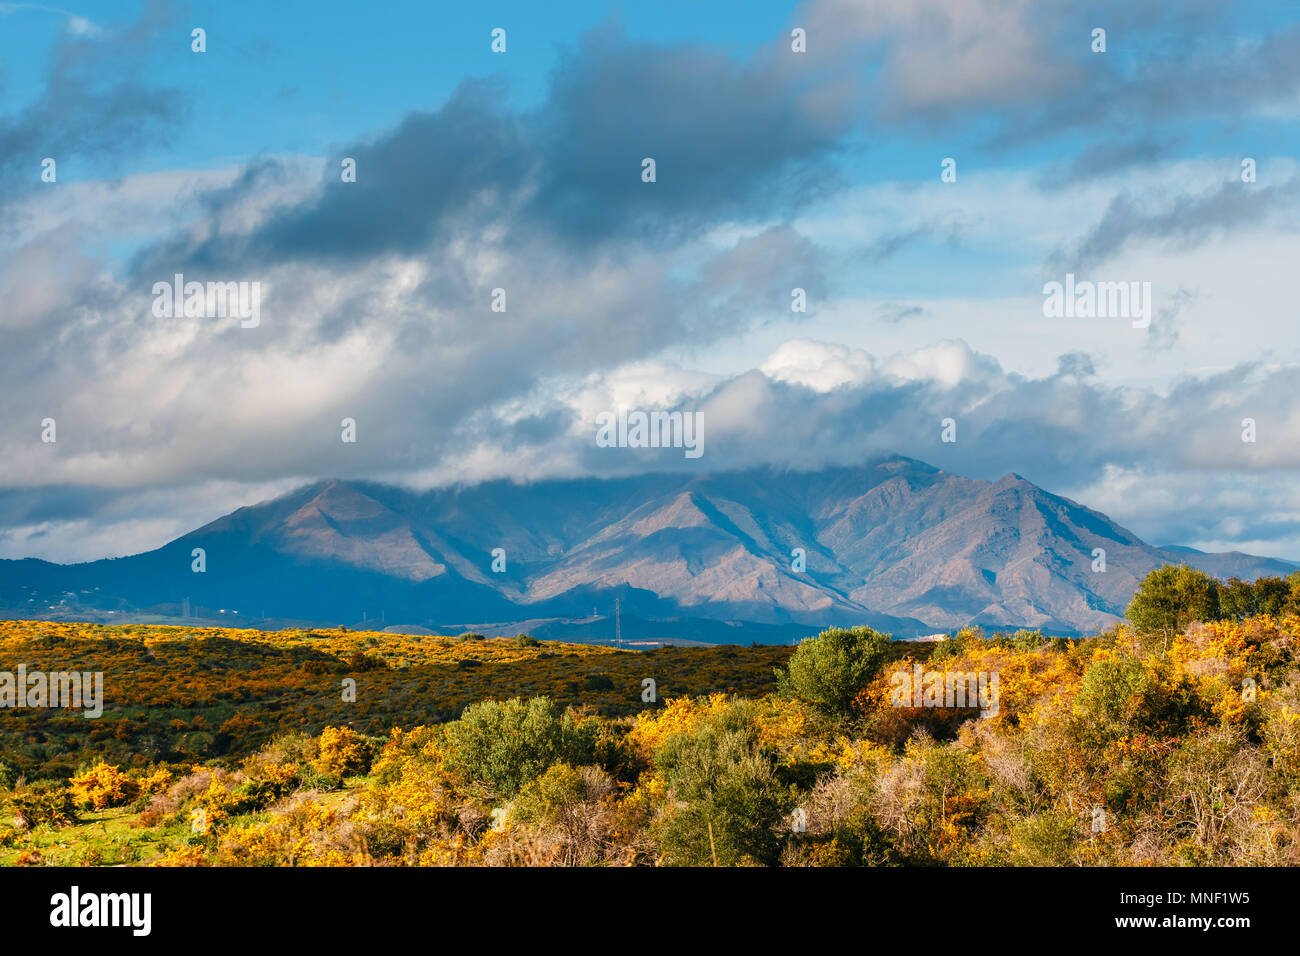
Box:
[7, 458, 1292, 639]
[992, 472, 1030, 489]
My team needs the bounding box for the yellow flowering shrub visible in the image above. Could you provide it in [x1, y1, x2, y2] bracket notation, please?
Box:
[313, 726, 371, 778]
[151, 845, 207, 867]
[69, 762, 140, 810]
[625, 693, 731, 757]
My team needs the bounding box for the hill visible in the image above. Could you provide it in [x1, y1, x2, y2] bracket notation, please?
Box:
[1, 456, 1294, 637]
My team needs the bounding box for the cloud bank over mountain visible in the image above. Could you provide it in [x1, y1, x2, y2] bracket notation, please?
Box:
[2, 0, 1298, 565]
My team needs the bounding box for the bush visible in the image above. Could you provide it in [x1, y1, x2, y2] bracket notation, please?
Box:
[9, 784, 78, 829]
[655, 704, 791, 866]
[1009, 811, 1081, 866]
[1003, 629, 1053, 651]
[1076, 653, 1199, 737]
[927, 626, 982, 666]
[775, 626, 892, 718]
[343, 651, 387, 672]
[1078, 656, 1154, 726]
[1126, 565, 1220, 636]
[509, 763, 618, 866]
[69, 762, 140, 810]
[313, 726, 374, 780]
[256, 731, 319, 767]
[446, 697, 595, 797]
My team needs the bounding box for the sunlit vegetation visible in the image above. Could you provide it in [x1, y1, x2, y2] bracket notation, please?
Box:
[5, 568, 1300, 866]
[0, 621, 790, 782]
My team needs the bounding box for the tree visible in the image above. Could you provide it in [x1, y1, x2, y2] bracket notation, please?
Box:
[775, 626, 892, 718]
[1126, 565, 1220, 636]
[1219, 575, 1291, 621]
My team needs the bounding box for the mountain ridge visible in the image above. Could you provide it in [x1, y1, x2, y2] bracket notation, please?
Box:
[1, 455, 1295, 640]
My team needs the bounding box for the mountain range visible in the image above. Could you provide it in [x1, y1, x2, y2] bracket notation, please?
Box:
[2, 455, 1294, 641]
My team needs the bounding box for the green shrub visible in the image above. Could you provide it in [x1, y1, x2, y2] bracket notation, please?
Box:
[1078, 656, 1154, 725]
[1077, 654, 1200, 736]
[654, 705, 791, 866]
[446, 697, 594, 796]
[774, 626, 892, 718]
[1009, 811, 1081, 866]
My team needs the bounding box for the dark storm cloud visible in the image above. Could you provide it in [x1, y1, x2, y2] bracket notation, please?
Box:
[131, 21, 858, 277]
[0, 485, 125, 527]
[0, 1, 182, 206]
[521, 24, 854, 245]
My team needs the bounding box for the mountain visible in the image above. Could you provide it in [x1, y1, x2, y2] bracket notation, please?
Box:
[1155, 545, 1297, 581]
[1, 455, 1293, 640]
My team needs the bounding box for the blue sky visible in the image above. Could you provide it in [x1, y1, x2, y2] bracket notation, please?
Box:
[2, 0, 1300, 563]
[4, 0, 1295, 179]
[2, 0, 795, 171]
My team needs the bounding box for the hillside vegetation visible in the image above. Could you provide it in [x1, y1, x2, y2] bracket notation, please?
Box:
[3, 567, 1300, 866]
